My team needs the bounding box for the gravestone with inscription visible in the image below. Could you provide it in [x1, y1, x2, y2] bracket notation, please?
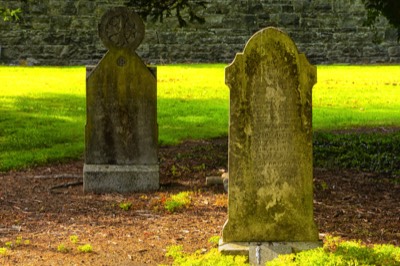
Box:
[220, 27, 320, 263]
[83, 7, 159, 193]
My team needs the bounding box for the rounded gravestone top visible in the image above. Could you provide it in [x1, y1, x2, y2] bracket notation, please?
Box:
[99, 7, 145, 51]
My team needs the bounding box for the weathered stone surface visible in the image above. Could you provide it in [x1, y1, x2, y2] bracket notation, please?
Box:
[218, 240, 249, 256]
[388, 46, 400, 57]
[222, 27, 318, 243]
[85, 51, 157, 166]
[98, 7, 145, 52]
[219, 240, 322, 264]
[0, 0, 399, 65]
[83, 164, 159, 193]
[83, 7, 159, 193]
[249, 243, 292, 265]
[249, 242, 322, 265]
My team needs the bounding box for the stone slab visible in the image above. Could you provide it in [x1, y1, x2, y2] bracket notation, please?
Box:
[249, 242, 322, 265]
[249, 242, 292, 265]
[218, 239, 249, 256]
[222, 27, 318, 243]
[84, 8, 159, 194]
[83, 164, 159, 193]
[85, 50, 158, 166]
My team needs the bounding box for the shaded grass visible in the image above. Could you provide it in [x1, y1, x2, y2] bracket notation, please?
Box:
[313, 131, 400, 176]
[157, 64, 227, 144]
[0, 95, 85, 170]
[0, 65, 399, 171]
[0, 67, 86, 171]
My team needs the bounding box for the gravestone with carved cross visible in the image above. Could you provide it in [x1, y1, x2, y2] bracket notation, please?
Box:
[83, 7, 159, 193]
[219, 27, 321, 264]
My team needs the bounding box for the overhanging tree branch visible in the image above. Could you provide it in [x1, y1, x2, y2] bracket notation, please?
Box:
[362, 0, 400, 41]
[0, 6, 21, 22]
[125, 0, 206, 27]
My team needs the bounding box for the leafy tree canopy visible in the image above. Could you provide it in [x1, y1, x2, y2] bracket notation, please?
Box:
[0, 6, 21, 22]
[2, 0, 399, 40]
[125, 0, 206, 27]
[362, 0, 400, 40]
[1, 1, 206, 27]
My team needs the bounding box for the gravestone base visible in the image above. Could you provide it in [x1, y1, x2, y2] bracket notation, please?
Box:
[83, 164, 159, 193]
[219, 240, 322, 265]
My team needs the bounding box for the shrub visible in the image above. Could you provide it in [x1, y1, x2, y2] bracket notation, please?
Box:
[69, 235, 79, 244]
[57, 243, 69, 253]
[14, 236, 23, 246]
[164, 192, 191, 213]
[4, 241, 13, 249]
[266, 235, 400, 266]
[313, 132, 400, 176]
[208, 236, 221, 247]
[164, 245, 248, 266]
[0, 247, 7, 256]
[77, 244, 93, 253]
[119, 202, 133, 211]
[163, 236, 400, 266]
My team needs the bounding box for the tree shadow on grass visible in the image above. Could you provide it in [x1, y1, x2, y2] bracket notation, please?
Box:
[157, 98, 228, 145]
[0, 94, 85, 171]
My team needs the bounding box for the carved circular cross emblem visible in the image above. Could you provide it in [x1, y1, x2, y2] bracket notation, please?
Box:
[99, 7, 145, 51]
[117, 56, 126, 67]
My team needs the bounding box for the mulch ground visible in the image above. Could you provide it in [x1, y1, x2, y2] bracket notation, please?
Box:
[1, 137, 399, 265]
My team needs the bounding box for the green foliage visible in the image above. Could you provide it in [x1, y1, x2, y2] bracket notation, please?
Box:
[59, 236, 92, 253]
[4, 241, 13, 249]
[361, 0, 400, 40]
[57, 243, 70, 253]
[14, 236, 23, 246]
[0, 6, 21, 22]
[119, 202, 133, 211]
[0, 67, 85, 171]
[171, 165, 179, 177]
[208, 236, 221, 247]
[2, 236, 29, 250]
[0, 236, 30, 258]
[314, 131, 400, 176]
[126, 0, 206, 27]
[267, 235, 400, 266]
[164, 192, 191, 213]
[164, 245, 249, 266]
[0, 247, 8, 256]
[1, 65, 400, 172]
[165, 239, 398, 266]
[77, 244, 93, 253]
[313, 65, 400, 131]
[157, 64, 228, 145]
[69, 235, 79, 244]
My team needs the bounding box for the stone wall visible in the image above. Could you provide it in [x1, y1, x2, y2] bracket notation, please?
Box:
[0, 0, 399, 65]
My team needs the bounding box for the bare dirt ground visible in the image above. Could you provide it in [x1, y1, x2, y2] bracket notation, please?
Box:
[1, 137, 399, 265]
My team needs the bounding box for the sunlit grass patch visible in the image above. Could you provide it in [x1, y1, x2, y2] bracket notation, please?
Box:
[0, 66, 86, 171]
[0, 64, 399, 171]
[313, 65, 400, 130]
[157, 64, 228, 144]
[267, 235, 400, 266]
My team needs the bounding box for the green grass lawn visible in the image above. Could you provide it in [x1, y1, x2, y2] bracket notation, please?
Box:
[157, 64, 227, 144]
[314, 65, 400, 129]
[0, 65, 399, 171]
